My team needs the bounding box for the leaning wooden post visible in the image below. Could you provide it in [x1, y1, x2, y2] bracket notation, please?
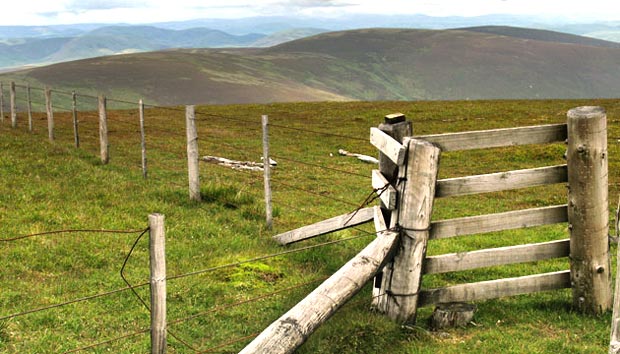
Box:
[378, 138, 441, 323]
[98, 95, 109, 164]
[240, 207, 399, 354]
[9, 81, 16, 128]
[262, 114, 273, 229]
[149, 213, 167, 354]
[71, 91, 79, 148]
[26, 84, 32, 132]
[566, 106, 611, 315]
[186, 105, 201, 201]
[372, 113, 412, 307]
[45, 87, 54, 141]
[139, 99, 148, 179]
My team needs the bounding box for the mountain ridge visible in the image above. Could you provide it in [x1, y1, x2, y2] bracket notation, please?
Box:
[1, 26, 619, 105]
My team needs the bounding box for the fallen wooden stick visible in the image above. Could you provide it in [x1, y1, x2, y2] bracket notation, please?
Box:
[338, 149, 379, 164]
[201, 155, 276, 171]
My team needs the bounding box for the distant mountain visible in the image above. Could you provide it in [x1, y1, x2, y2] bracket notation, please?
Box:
[251, 28, 328, 47]
[0, 37, 72, 67]
[2, 15, 620, 71]
[0, 24, 107, 39]
[2, 27, 619, 105]
[0, 26, 265, 70]
[46, 26, 264, 62]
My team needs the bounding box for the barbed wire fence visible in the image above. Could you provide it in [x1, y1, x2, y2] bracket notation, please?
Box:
[0, 80, 384, 352]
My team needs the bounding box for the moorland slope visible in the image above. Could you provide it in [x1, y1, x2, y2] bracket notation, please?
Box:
[2, 27, 619, 105]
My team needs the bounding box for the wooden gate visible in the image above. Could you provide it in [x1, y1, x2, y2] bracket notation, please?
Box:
[241, 106, 610, 354]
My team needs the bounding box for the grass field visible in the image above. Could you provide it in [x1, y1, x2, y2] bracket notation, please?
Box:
[0, 98, 619, 353]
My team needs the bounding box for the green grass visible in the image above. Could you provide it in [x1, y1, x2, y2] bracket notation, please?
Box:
[0, 98, 619, 353]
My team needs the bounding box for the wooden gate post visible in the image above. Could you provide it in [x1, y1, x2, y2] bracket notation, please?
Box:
[567, 106, 611, 315]
[45, 87, 54, 141]
[149, 213, 167, 354]
[98, 95, 109, 164]
[372, 113, 412, 306]
[377, 138, 440, 323]
[9, 81, 16, 128]
[186, 105, 201, 201]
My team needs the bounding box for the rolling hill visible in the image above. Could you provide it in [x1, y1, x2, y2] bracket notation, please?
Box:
[2, 26, 620, 105]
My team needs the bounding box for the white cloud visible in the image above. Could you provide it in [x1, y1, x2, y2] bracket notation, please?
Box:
[0, 0, 618, 26]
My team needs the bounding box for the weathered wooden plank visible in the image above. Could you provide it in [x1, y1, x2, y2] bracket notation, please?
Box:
[430, 205, 568, 239]
[416, 123, 567, 152]
[424, 239, 570, 274]
[378, 138, 440, 323]
[273, 207, 375, 245]
[372, 116, 411, 308]
[372, 170, 397, 210]
[567, 106, 611, 314]
[436, 165, 567, 198]
[370, 127, 407, 165]
[239, 220, 400, 354]
[373, 205, 387, 232]
[418, 270, 571, 307]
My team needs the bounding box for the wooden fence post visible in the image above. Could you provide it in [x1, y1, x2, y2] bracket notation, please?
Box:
[45, 87, 54, 141]
[378, 138, 441, 323]
[566, 106, 611, 315]
[10, 81, 16, 128]
[98, 95, 109, 164]
[149, 213, 167, 354]
[27, 84, 33, 132]
[72, 91, 79, 148]
[262, 114, 273, 229]
[140, 99, 148, 179]
[611, 229, 620, 353]
[186, 105, 201, 201]
[373, 113, 412, 307]
[0, 82, 4, 123]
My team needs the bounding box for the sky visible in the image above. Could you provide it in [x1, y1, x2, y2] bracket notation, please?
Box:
[4, 0, 619, 26]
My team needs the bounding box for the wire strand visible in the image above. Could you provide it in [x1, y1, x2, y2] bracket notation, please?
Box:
[0, 228, 147, 242]
[168, 277, 327, 326]
[62, 328, 149, 353]
[167, 233, 372, 282]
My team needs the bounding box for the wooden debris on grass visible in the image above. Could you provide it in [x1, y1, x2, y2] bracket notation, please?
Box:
[202, 156, 276, 171]
[338, 149, 379, 164]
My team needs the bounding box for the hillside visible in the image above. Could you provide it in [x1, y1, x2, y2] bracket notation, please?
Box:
[0, 97, 619, 352]
[2, 27, 620, 105]
[458, 26, 620, 48]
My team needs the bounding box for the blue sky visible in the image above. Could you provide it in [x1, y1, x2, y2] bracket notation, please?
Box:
[5, 0, 619, 26]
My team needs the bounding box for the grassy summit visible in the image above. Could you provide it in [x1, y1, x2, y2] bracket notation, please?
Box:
[0, 98, 618, 352]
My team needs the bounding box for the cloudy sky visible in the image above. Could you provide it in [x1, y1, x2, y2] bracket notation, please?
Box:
[5, 0, 619, 26]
